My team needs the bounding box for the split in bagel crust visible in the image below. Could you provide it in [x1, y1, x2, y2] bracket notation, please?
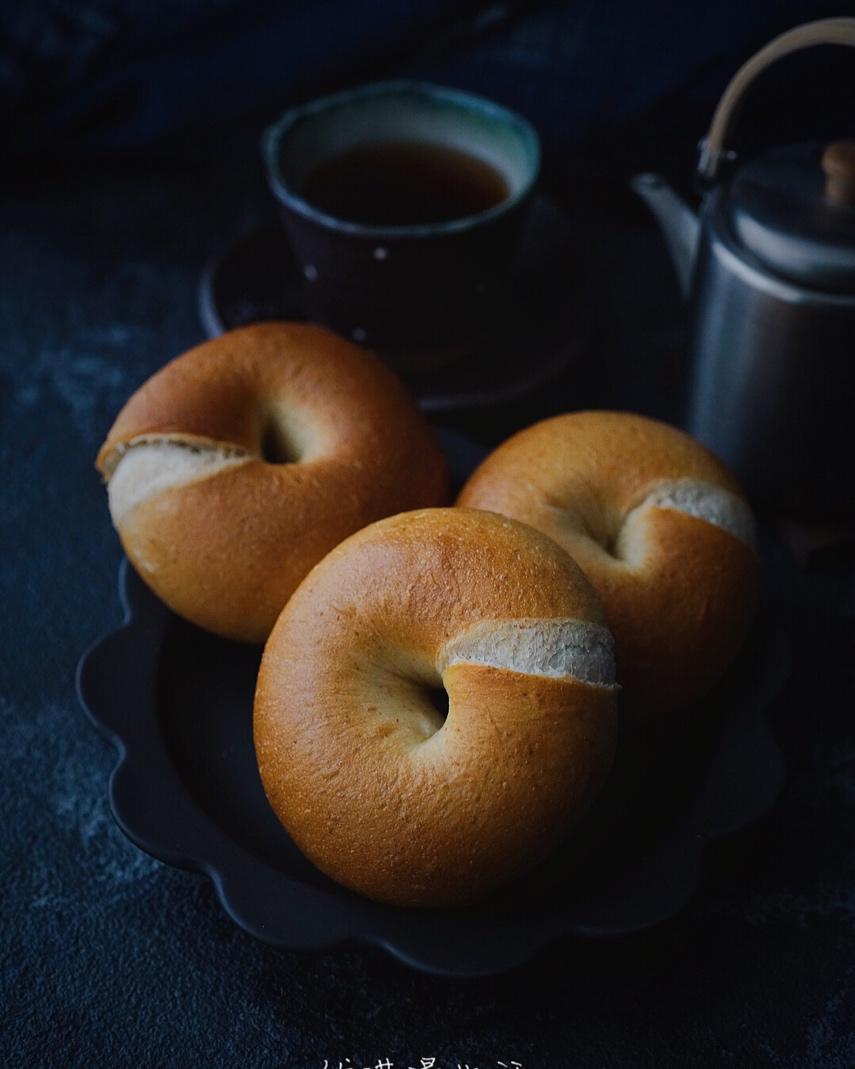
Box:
[440, 617, 616, 685]
[106, 439, 252, 525]
[97, 322, 448, 642]
[254, 507, 618, 908]
[456, 411, 759, 716]
[619, 478, 755, 555]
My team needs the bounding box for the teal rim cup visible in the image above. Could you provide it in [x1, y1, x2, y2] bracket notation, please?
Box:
[262, 79, 541, 355]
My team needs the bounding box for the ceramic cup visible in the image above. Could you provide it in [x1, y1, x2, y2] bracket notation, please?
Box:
[262, 80, 540, 357]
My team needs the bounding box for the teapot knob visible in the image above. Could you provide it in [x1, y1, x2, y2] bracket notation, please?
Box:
[822, 140, 855, 205]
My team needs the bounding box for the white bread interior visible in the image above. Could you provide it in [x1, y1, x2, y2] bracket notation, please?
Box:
[440, 617, 616, 686]
[107, 439, 251, 526]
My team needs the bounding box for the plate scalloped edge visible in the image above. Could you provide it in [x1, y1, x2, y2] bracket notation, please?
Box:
[76, 554, 790, 977]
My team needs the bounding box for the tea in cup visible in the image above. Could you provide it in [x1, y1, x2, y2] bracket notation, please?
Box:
[262, 80, 540, 356]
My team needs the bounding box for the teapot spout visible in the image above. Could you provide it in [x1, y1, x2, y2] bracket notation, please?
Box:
[631, 174, 700, 299]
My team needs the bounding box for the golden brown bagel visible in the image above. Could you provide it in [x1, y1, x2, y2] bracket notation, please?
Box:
[457, 411, 758, 716]
[254, 508, 618, 907]
[97, 322, 447, 642]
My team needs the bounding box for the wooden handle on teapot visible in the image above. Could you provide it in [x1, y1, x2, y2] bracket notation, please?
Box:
[822, 141, 855, 206]
[698, 18, 855, 183]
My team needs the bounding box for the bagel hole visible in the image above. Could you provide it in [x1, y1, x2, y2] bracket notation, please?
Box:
[546, 492, 622, 560]
[426, 686, 449, 721]
[260, 403, 328, 465]
[584, 510, 623, 559]
[600, 530, 617, 556]
[261, 419, 300, 464]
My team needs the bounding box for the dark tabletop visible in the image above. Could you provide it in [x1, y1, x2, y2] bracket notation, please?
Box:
[3, 3, 855, 1067]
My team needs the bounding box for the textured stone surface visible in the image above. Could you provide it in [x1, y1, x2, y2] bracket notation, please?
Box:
[2, 88, 854, 1069]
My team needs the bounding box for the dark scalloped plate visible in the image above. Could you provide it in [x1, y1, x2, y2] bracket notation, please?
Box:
[77, 430, 790, 976]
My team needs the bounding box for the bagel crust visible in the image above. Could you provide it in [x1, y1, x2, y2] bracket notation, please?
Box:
[97, 322, 448, 642]
[456, 411, 759, 716]
[254, 508, 618, 907]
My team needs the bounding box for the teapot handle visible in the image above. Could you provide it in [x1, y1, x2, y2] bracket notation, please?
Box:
[698, 17, 855, 183]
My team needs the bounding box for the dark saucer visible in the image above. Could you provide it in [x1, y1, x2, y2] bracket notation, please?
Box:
[198, 193, 588, 412]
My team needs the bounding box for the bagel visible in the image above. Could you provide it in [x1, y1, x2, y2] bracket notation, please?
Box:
[97, 322, 447, 642]
[254, 508, 618, 907]
[457, 411, 758, 715]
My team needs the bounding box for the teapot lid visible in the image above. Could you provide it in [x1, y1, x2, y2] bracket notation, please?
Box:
[726, 141, 855, 293]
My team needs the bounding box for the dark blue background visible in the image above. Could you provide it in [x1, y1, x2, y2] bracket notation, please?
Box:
[2, 2, 854, 1065]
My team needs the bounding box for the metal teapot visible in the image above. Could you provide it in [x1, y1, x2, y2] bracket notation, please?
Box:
[633, 18, 855, 520]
